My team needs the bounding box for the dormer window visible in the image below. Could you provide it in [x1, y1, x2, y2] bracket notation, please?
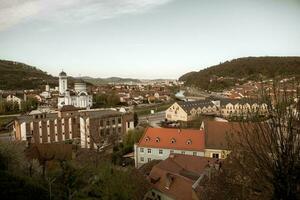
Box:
[145, 136, 150, 142]
[156, 137, 160, 143]
[186, 139, 192, 145]
[171, 138, 176, 144]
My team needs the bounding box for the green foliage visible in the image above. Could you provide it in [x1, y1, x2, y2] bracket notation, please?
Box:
[111, 128, 144, 165]
[21, 97, 39, 113]
[0, 60, 57, 90]
[180, 56, 300, 91]
[93, 93, 120, 108]
[0, 171, 48, 200]
[79, 163, 149, 200]
[0, 100, 19, 114]
[0, 142, 48, 199]
[122, 128, 144, 151]
[0, 141, 27, 172]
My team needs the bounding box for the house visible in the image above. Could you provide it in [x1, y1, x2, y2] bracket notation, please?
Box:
[134, 127, 205, 168]
[144, 154, 220, 200]
[201, 120, 243, 159]
[6, 94, 24, 109]
[165, 100, 218, 122]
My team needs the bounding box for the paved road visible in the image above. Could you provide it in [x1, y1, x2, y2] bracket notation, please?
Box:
[0, 114, 21, 118]
[139, 111, 165, 128]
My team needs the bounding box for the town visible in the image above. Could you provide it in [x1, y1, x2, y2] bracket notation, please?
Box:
[1, 65, 300, 199]
[0, 0, 299, 200]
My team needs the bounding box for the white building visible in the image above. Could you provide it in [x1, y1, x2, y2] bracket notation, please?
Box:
[57, 71, 93, 109]
[134, 127, 205, 168]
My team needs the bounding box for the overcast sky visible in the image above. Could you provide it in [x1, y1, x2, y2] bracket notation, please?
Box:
[0, 0, 300, 79]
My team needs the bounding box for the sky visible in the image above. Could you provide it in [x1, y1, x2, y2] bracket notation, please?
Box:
[0, 0, 300, 79]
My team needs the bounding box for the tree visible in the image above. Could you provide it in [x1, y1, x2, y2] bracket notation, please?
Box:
[133, 112, 139, 127]
[202, 83, 300, 199]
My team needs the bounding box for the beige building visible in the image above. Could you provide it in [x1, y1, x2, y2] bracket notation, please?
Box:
[219, 99, 268, 117]
[165, 100, 218, 122]
[14, 106, 134, 149]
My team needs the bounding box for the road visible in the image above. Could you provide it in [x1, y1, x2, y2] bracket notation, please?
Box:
[0, 114, 21, 118]
[0, 132, 13, 141]
[139, 111, 165, 128]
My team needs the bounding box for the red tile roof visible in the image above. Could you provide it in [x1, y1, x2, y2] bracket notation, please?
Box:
[148, 154, 215, 200]
[138, 127, 205, 151]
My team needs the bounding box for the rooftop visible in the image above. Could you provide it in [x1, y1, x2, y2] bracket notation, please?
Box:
[138, 127, 205, 151]
[177, 100, 215, 113]
[148, 154, 215, 200]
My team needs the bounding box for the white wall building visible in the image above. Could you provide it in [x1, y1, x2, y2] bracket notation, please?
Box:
[57, 71, 93, 109]
[134, 127, 205, 168]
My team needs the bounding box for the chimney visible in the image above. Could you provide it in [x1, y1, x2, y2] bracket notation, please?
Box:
[165, 173, 174, 190]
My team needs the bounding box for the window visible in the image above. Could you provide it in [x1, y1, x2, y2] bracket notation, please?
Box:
[171, 138, 176, 144]
[193, 152, 197, 156]
[212, 153, 219, 158]
[140, 157, 144, 162]
[100, 120, 103, 126]
[140, 148, 144, 153]
[100, 129, 104, 136]
[147, 158, 151, 162]
[156, 137, 160, 143]
[170, 150, 174, 154]
[147, 149, 151, 154]
[118, 118, 121, 123]
[186, 139, 192, 145]
[159, 149, 163, 154]
[181, 151, 185, 155]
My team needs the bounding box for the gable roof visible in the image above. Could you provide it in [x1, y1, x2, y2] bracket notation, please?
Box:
[177, 100, 215, 113]
[138, 127, 205, 151]
[203, 120, 242, 150]
[148, 154, 215, 200]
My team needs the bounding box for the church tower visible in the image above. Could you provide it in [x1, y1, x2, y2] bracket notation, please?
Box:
[59, 71, 68, 95]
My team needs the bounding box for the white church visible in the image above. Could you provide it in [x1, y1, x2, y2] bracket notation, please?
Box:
[57, 71, 93, 109]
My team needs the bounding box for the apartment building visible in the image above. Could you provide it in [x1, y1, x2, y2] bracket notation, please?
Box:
[14, 105, 134, 149]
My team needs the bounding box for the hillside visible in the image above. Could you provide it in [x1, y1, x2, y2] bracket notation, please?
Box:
[0, 60, 57, 90]
[179, 57, 300, 91]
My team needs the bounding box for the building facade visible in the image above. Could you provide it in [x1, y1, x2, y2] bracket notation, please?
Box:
[134, 128, 205, 168]
[14, 106, 134, 149]
[165, 101, 218, 122]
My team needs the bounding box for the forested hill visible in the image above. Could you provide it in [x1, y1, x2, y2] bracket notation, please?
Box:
[179, 57, 300, 91]
[0, 60, 58, 90]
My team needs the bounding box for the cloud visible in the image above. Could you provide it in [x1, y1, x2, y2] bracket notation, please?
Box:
[0, 0, 173, 31]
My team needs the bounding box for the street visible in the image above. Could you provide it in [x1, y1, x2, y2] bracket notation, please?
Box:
[139, 111, 165, 128]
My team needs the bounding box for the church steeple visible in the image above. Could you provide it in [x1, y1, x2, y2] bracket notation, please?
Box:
[59, 70, 68, 95]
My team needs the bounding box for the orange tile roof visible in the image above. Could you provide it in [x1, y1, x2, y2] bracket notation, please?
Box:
[138, 127, 205, 151]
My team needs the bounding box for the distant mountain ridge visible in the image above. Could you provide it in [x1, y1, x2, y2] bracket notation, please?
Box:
[81, 77, 141, 85]
[179, 56, 300, 91]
